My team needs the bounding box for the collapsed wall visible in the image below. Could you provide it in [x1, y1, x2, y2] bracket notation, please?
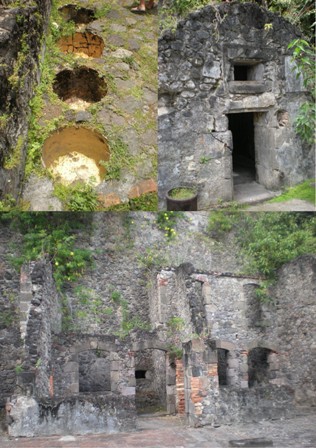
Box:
[0, 0, 52, 200]
[2, 215, 315, 435]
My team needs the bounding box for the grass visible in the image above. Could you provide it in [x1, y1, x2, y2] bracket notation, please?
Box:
[106, 193, 158, 211]
[268, 179, 315, 204]
[168, 187, 196, 200]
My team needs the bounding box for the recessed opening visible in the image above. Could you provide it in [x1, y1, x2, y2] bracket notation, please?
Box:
[217, 348, 229, 386]
[79, 350, 111, 393]
[59, 4, 96, 24]
[58, 32, 105, 58]
[228, 112, 256, 183]
[233, 61, 262, 81]
[248, 347, 271, 388]
[234, 65, 249, 81]
[135, 370, 147, 379]
[135, 349, 167, 415]
[53, 67, 107, 107]
[42, 127, 109, 185]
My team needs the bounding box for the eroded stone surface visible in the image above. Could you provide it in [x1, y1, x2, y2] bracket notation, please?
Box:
[158, 3, 315, 210]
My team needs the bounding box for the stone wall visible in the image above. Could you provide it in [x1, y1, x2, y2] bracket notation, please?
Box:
[0, 224, 22, 408]
[0, 0, 52, 199]
[158, 3, 314, 208]
[1, 214, 315, 434]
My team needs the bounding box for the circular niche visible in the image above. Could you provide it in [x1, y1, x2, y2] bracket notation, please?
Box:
[59, 4, 96, 24]
[42, 127, 109, 185]
[58, 32, 105, 58]
[53, 67, 107, 105]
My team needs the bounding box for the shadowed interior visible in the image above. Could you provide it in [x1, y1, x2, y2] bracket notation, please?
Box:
[59, 4, 95, 24]
[42, 127, 109, 182]
[58, 32, 105, 58]
[53, 67, 107, 103]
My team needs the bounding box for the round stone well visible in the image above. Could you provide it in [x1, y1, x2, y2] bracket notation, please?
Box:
[58, 32, 105, 58]
[42, 127, 109, 185]
[53, 67, 107, 105]
[59, 4, 96, 24]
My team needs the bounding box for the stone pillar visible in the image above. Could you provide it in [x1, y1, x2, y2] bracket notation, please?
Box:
[166, 354, 176, 414]
[19, 265, 33, 341]
[240, 350, 249, 388]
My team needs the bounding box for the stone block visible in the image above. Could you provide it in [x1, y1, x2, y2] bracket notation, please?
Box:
[228, 81, 266, 94]
[229, 438, 273, 447]
[122, 386, 135, 396]
[63, 362, 78, 373]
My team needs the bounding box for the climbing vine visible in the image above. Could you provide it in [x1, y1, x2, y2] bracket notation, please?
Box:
[2, 212, 93, 292]
[208, 211, 316, 300]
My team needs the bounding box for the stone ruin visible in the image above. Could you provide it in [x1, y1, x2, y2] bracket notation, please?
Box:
[1, 219, 315, 436]
[158, 3, 315, 209]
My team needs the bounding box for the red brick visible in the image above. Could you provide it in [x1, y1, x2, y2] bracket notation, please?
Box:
[128, 179, 157, 199]
[98, 193, 121, 208]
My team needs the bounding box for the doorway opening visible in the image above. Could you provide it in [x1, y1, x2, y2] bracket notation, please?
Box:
[134, 349, 168, 415]
[228, 112, 256, 182]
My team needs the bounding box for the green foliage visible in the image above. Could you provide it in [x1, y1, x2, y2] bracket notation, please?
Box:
[288, 39, 315, 144]
[121, 316, 151, 334]
[110, 290, 122, 303]
[208, 212, 316, 301]
[94, 5, 111, 19]
[269, 179, 315, 204]
[15, 364, 24, 374]
[100, 137, 135, 181]
[168, 345, 183, 360]
[53, 182, 101, 211]
[137, 246, 167, 270]
[268, 0, 315, 40]
[0, 310, 16, 329]
[4, 213, 93, 292]
[167, 316, 185, 332]
[172, 0, 210, 16]
[3, 136, 24, 170]
[156, 211, 183, 239]
[74, 286, 113, 324]
[208, 203, 244, 238]
[0, 195, 17, 212]
[237, 213, 316, 279]
[105, 193, 158, 211]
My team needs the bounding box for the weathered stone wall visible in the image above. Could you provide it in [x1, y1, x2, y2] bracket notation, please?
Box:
[1, 213, 315, 434]
[0, 0, 52, 199]
[266, 255, 316, 406]
[17, 260, 62, 401]
[0, 224, 22, 408]
[158, 3, 314, 208]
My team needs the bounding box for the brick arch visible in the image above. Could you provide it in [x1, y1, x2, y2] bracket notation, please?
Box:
[247, 340, 279, 353]
[132, 340, 169, 352]
[214, 340, 237, 351]
[70, 339, 117, 356]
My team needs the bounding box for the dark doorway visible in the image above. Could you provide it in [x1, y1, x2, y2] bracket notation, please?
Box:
[217, 349, 228, 386]
[228, 113, 256, 182]
[135, 349, 167, 415]
[248, 347, 271, 388]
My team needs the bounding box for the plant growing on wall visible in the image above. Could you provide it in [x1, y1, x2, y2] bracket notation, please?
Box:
[208, 212, 316, 301]
[288, 38, 315, 145]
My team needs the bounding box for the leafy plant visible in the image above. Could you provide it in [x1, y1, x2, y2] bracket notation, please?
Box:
[288, 39, 315, 145]
[53, 182, 101, 211]
[4, 213, 93, 292]
[156, 211, 183, 239]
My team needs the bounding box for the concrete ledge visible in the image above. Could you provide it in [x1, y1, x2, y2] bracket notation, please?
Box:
[228, 81, 266, 94]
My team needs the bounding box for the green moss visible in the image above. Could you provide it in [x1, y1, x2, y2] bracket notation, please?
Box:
[3, 136, 24, 170]
[105, 193, 158, 211]
[53, 182, 102, 211]
[168, 187, 196, 200]
[268, 179, 315, 204]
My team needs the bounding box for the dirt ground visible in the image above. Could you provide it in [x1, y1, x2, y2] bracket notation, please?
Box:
[1, 413, 316, 448]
